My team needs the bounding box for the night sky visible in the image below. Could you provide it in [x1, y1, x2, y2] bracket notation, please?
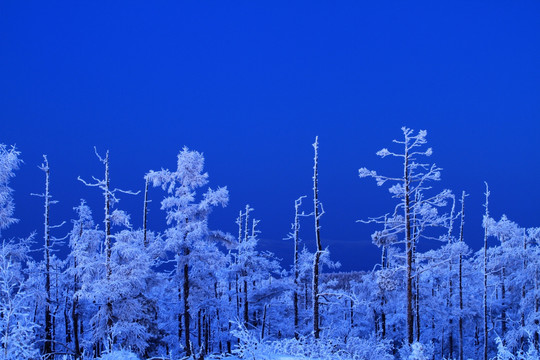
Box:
[1, 1, 539, 271]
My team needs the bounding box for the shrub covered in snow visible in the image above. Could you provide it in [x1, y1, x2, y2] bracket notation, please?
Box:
[494, 335, 540, 360]
[398, 341, 434, 360]
[98, 350, 139, 360]
[232, 322, 393, 360]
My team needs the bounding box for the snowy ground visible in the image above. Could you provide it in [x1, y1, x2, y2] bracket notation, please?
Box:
[207, 355, 310, 360]
[215, 357, 304, 360]
[97, 351, 312, 360]
[220, 356, 326, 360]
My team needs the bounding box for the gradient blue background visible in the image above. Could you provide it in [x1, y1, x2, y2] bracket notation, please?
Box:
[1, 1, 539, 271]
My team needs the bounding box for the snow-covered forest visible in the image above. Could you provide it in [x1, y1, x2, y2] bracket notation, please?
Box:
[1, 127, 540, 360]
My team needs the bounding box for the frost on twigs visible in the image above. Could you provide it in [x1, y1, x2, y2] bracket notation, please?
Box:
[0, 144, 21, 231]
[110, 209, 131, 228]
[358, 167, 376, 179]
[231, 320, 393, 360]
[0, 241, 39, 360]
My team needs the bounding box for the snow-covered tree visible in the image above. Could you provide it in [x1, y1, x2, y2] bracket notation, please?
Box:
[312, 136, 325, 339]
[5, 130, 540, 360]
[0, 241, 39, 360]
[67, 200, 104, 358]
[31, 155, 67, 357]
[0, 144, 38, 360]
[67, 200, 94, 358]
[483, 182, 490, 360]
[359, 127, 452, 345]
[0, 144, 21, 232]
[284, 196, 308, 339]
[147, 147, 228, 357]
[78, 148, 138, 355]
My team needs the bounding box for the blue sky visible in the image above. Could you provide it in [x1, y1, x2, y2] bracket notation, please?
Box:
[1, 1, 539, 271]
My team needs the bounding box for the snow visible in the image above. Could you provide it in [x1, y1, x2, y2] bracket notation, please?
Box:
[97, 350, 139, 360]
[2, 132, 540, 359]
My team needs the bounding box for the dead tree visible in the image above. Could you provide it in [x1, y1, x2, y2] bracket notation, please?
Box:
[143, 175, 150, 247]
[32, 155, 65, 357]
[359, 128, 451, 345]
[483, 182, 490, 360]
[243, 205, 251, 328]
[458, 191, 467, 360]
[35, 155, 54, 357]
[285, 195, 307, 339]
[73, 220, 83, 359]
[293, 196, 306, 339]
[447, 194, 456, 359]
[312, 136, 324, 339]
[78, 148, 138, 351]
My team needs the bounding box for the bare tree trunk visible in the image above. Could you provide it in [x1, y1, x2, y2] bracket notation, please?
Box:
[198, 309, 202, 349]
[235, 275, 240, 318]
[184, 247, 192, 357]
[411, 194, 421, 344]
[381, 305, 386, 339]
[447, 195, 456, 359]
[214, 282, 220, 354]
[73, 248, 81, 358]
[34, 156, 54, 356]
[261, 304, 268, 340]
[458, 191, 466, 360]
[226, 279, 232, 352]
[242, 206, 251, 328]
[381, 245, 387, 339]
[205, 314, 210, 355]
[292, 196, 305, 339]
[521, 228, 527, 348]
[404, 144, 414, 345]
[64, 296, 71, 344]
[535, 265, 539, 350]
[441, 328, 445, 358]
[501, 266, 506, 339]
[294, 273, 299, 339]
[41, 156, 53, 357]
[104, 152, 114, 351]
[243, 279, 249, 327]
[415, 272, 420, 342]
[305, 282, 309, 310]
[349, 299, 354, 329]
[71, 221, 83, 358]
[236, 210, 242, 319]
[143, 176, 149, 247]
[483, 183, 490, 360]
[53, 264, 60, 353]
[72, 300, 81, 357]
[178, 264, 183, 346]
[312, 136, 323, 339]
[3, 313, 10, 360]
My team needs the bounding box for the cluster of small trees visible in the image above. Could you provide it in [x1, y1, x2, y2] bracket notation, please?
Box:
[356, 128, 540, 359]
[0, 128, 539, 360]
